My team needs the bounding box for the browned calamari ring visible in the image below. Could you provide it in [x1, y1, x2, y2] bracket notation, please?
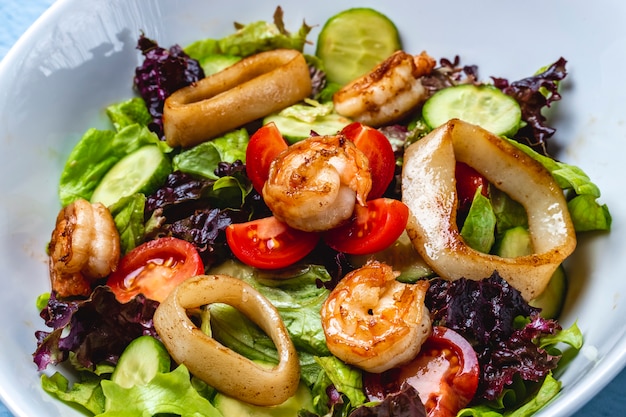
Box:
[163, 49, 312, 147]
[402, 119, 576, 301]
[153, 274, 300, 406]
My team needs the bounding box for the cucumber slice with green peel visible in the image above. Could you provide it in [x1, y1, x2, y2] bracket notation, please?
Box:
[91, 145, 171, 207]
[422, 84, 522, 137]
[495, 226, 567, 318]
[263, 112, 351, 144]
[316, 8, 401, 85]
[111, 336, 171, 388]
[529, 266, 568, 319]
[495, 225, 533, 258]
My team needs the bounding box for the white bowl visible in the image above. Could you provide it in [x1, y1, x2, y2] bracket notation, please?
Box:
[0, 0, 624, 416]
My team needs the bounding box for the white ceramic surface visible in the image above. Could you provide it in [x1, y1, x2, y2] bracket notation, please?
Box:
[0, 0, 624, 416]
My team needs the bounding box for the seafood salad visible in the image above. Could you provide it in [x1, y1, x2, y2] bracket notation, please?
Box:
[32, 6, 612, 417]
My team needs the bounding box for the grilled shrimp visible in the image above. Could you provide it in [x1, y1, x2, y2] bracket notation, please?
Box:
[320, 261, 432, 373]
[262, 135, 372, 232]
[48, 198, 120, 298]
[333, 50, 436, 126]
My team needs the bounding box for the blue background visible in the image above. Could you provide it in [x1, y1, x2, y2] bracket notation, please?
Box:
[0, 0, 623, 416]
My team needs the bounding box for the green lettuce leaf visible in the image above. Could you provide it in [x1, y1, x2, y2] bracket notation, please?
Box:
[567, 194, 612, 232]
[105, 97, 152, 131]
[505, 138, 611, 232]
[461, 186, 497, 253]
[58, 124, 166, 206]
[209, 261, 332, 358]
[173, 128, 248, 180]
[108, 193, 146, 254]
[458, 373, 561, 417]
[315, 356, 367, 408]
[41, 371, 106, 415]
[490, 187, 528, 235]
[98, 365, 221, 417]
[185, 7, 311, 60]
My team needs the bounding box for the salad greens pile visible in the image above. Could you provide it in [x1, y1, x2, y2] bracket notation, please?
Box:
[34, 6, 610, 417]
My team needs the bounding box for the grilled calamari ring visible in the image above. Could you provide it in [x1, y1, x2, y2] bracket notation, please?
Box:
[153, 274, 300, 406]
[402, 119, 576, 301]
[163, 49, 312, 148]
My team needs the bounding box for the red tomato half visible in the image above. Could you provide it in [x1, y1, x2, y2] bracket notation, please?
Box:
[226, 216, 320, 269]
[324, 198, 409, 255]
[455, 162, 489, 215]
[364, 326, 480, 417]
[341, 122, 396, 199]
[106, 237, 204, 303]
[246, 122, 288, 194]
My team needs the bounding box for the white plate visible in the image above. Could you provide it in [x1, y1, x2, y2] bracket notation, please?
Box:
[0, 0, 624, 416]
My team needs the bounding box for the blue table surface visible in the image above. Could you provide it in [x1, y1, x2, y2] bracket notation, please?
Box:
[1, 0, 624, 416]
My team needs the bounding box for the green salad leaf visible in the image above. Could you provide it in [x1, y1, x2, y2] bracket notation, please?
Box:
[58, 99, 170, 206]
[506, 138, 611, 232]
[98, 365, 221, 417]
[108, 193, 146, 254]
[185, 6, 312, 60]
[173, 128, 248, 180]
[41, 371, 106, 415]
[460, 186, 497, 253]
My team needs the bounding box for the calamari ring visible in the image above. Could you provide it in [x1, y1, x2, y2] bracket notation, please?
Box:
[163, 49, 312, 148]
[153, 274, 300, 406]
[401, 119, 576, 300]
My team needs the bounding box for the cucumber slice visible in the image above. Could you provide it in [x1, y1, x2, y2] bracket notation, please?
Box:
[495, 225, 533, 258]
[529, 266, 568, 319]
[91, 145, 171, 207]
[495, 226, 567, 318]
[111, 335, 171, 388]
[263, 112, 351, 144]
[422, 84, 522, 137]
[316, 8, 401, 85]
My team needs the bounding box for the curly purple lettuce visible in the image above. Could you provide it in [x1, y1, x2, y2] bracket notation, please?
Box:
[34, 286, 159, 371]
[425, 272, 562, 401]
[133, 34, 205, 139]
[493, 57, 568, 155]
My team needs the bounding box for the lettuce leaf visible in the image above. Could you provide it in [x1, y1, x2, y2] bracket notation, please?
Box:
[185, 6, 312, 60]
[460, 186, 496, 253]
[172, 128, 248, 180]
[108, 193, 146, 254]
[315, 356, 367, 409]
[41, 371, 106, 415]
[105, 97, 152, 131]
[458, 373, 561, 417]
[505, 138, 611, 232]
[99, 365, 221, 417]
[209, 261, 332, 357]
[58, 122, 167, 206]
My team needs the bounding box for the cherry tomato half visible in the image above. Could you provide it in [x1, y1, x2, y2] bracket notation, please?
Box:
[341, 122, 396, 199]
[226, 216, 320, 269]
[364, 326, 480, 417]
[455, 161, 489, 215]
[323, 198, 409, 255]
[106, 237, 205, 303]
[246, 122, 288, 194]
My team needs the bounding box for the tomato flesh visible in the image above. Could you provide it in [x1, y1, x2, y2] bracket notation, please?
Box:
[245, 122, 288, 193]
[341, 122, 396, 199]
[364, 326, 479, 417]
[107, 237, 204, 303]
[324, 198, 409, 255]
[226, 216, 320, 269]
[455, 161, 489, 215]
